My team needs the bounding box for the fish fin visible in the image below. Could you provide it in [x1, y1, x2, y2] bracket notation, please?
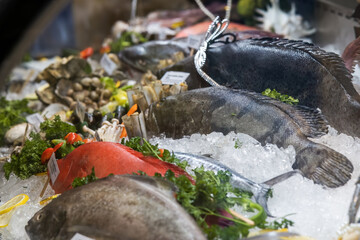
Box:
[342, 36, 360, 73]
[251, 38, 360, 101]
[250, 93, 328, 138]
[262, 170, 303, 187]
[292, 143, 353, 188]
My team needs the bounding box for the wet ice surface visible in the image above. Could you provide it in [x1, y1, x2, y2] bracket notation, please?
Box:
[0, 166, 54, 240]
[0, 128, 359, 240]
[151, 128, 360, 240]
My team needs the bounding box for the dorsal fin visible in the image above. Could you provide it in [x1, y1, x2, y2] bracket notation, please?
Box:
[244, 91, 328, 138]
[247, 38, 360, 102]
[342, 36, 360, 73]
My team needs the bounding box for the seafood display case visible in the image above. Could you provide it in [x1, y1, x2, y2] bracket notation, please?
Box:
[2, 0, 360, 240]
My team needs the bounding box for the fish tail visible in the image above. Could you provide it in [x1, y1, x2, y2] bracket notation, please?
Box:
[254, 187, 273, 217]
[293, 143, 353, 188]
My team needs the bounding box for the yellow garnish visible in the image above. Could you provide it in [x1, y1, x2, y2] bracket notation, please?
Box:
[40, 194, 60, 205]
[35, 172, 48, 176]
[115, 81, 121, 88]
[171, 21, 184, 29]
[0, 194, 29, 227]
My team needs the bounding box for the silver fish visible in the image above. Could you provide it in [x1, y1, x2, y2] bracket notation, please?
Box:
[145, 87, 353, 188]
[26, 175, 206, 240]
[173, 152, 300, 216]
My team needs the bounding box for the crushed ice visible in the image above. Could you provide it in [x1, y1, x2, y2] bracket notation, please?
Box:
[151, 128, 360, 240]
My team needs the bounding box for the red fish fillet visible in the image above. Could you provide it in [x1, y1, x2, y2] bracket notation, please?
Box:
[50, 142, 194, 193]
[175, 20, 257, 38]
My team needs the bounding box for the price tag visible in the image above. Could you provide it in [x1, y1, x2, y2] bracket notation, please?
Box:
[187, 35, 203, 50]
[160, 71, 190, 85]
[47, 153, 60, 185]
[26, 113, 44, 132]
[100, 54, 117, 75]
[71, 233, 94, 240]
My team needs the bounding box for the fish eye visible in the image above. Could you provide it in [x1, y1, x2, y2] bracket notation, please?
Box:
[36, 213, 43, 221]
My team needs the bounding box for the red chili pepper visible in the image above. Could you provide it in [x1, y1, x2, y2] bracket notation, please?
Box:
[41, 142, 64, 164]
[64, 133, 83, 145]
[159, 149, 164, 158]
[80, 47, 94, 59]
[41, 148, 54, 164]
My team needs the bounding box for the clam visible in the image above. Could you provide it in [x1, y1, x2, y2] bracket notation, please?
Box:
[5, 123, 34, 145]
[41, 103, 69, 120]
[35, 85, 56, 105]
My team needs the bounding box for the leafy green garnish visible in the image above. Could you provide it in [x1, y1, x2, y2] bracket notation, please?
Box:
[40, 115, 76, 140]
[0, 97, 33, 146]
[110, 31, 147, 52]
[234, 139, 242, 149]
[258, 215, 295, 230]
[138, 168, 266, 239]
[4, 115, 79, 179]
[72, 167, 98, 188]
[4, 132, 51, 179]
[122, 137, 188, 170]
[262, 88, 299, 105]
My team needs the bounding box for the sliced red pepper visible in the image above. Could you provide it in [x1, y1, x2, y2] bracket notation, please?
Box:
[80, 47, 94, 59]
[64, 133, 83, 145]
[41, 148, 54, 164]
[159, 149, 164, 158]
[53, 142, 64, 152]
[127, 104, 138, 116]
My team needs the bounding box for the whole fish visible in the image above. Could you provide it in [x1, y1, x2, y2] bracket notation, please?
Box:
[118, 40, 189, 73]
[50, 142, 194, 194]
[173, 152, 300, 216]
[26, 175, 206, 240]
[164, 38, 360, 137]
[145, 87, 353, 188]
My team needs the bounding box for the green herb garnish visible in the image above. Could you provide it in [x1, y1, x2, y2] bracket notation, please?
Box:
[40, 115, 76, 140]
[110, 31, 147, 52]
[262, 88, 299, 105]
[4, 132, 51, 179]
[258, 214, 295, 230]
[4, 115, 78, 179]
[122, 137, 188, 170]
[72, 167, 98, 188]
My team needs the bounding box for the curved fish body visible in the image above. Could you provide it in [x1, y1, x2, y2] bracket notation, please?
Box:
[145, 87, 353, 188]
[205, 38, 360, 137]
[118, 40, 190, 73]
[173, 152, 300, 216]
[26, 175, 206, 240]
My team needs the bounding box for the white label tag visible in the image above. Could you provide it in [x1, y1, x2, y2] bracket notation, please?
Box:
[47, 153, 60, 185]
[160, 71, 190, 85]
[187, 35, 202, 50]
[71, 233, 94, 240]
[26, 113, 44, 132]
[100, 54, 117, 75]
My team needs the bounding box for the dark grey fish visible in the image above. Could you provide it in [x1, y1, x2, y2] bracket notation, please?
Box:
[25, 175, 206, 240]
[145, 87, 353, 188]
[118, 40, 190, 73]
[173, 152, 301, 216]
[161, 38, 360, 138]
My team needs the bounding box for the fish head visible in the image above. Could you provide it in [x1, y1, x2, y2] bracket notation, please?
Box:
[25, 206, 67, 239]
